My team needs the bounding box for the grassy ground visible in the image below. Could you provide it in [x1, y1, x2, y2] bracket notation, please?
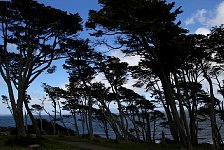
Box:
[48, 136, 221, 150]
[0, 135, 222, 150]
[0, 135, 85, 150]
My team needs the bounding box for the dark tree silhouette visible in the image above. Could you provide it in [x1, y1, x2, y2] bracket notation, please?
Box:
[63, 39, 100, 140]
[96, 56, 132, 141]
[91, 82, 124, 141]
[0, 0, 82, 137]
[86, 0, 192, 147]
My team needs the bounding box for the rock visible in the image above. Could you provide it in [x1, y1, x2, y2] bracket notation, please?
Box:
[27, 144, 41, 150]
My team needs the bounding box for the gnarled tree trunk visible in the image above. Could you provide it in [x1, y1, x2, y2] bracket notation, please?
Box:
[159, 70, 190, 148]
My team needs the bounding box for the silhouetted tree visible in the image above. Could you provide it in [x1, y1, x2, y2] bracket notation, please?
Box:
[60, 81, 82, 136]
[91, 82, 123, 141]
[150, 110, 166, 143]
[24, 93, 41, 137]
[96, 56, 132, 141]
[63, 39, 100, 140]
[31, 104, 44, 133]
[86, 0, 191, 147]
[42, 83, 66, 135]
[0, 0, 82, 137]
[2, 95, 13, 115]
[196, 33, 223, 148]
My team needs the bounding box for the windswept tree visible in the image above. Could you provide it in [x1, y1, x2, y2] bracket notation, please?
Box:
[0, 0, 82, 137]
[2, 95, 13, 115]
[31, 104, 44, 133]
[63, 39, 100, 140]
[86, 0, 191, 147]
[96, 56, 132, 140]
[121, 87, 157, 143]
[24, 93, 42, 137]
[42, 83, 65, 135]
[200, 26, 224, 148]
[91, 82, 124, 141]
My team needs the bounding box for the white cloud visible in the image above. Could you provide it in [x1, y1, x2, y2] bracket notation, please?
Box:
[185, 9, 207, 26]
[195, 27, 210, 35]
[92, 72, 110, 87]
[95, 45, 140, 66]
[110, 50, 140, 66]
[186, 2, 224, 35]
[197, 9, 208, 24]
[92, 50, 144, 98]
[123, 77, 146, 95]
[208, 1, 224, 26]
[185, 17, 195, 25]
[59, 82, 68, 90]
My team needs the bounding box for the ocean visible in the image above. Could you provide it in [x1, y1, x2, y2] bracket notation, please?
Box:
[0, 114, 223, 144]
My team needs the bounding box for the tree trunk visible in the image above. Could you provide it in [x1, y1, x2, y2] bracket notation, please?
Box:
[159, 71, 188, 147]
[103, 118, 109, 140]
[182, 69, 198, 146]
[153, 120, 156, 143]
[25, 111, 28, 131]
[79, 110, 85, 135]
[6, 81, 27, 137]
[39, 112, 43, 134]
[153, 82, 180, 143]
[24, 100, 42, 138]
[16, 89, 27, 137]
[82, 81, 94, 141]
[203, 73, 222, 149]
[72, 111, 79, 135]
[131, 111, 140, 141]
[116, 99, 128, 140]
[15, 105, 27, 137]
[146, 114, 152, 143]
[189, 93, 198, 145]
[173, 73, 192, 148]
[53, 100, 57, 135]
[87, 89, 94, 141]
[164, 105, 179, 143]
[100, 102, 123, 141]
[58, 101, 70, 136]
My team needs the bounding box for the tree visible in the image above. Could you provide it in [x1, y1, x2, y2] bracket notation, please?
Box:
[31, 104, 44, 133]
[150, 110, 166, 143]
[24, 93, 42, 137]
[60, 81, 82, 136]
[86, 0, 191, 147]
[200, 27, 224, 148]
[63, 39, 99, 140]
[2, 95, 13, 115]
[42, 83, 63, 135]
[96, 56, 132, 141]
[0, 0, 82, 137]
[91, 82, 124, 141]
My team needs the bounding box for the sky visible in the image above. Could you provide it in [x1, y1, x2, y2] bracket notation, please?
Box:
[1, 0, 224, 115]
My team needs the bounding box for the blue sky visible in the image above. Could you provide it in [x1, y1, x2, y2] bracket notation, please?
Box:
[1, 0, 224, 114]
[173, 0, 224, 34]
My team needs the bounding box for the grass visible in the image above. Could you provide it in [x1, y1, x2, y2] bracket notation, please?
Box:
[0, 135, 221, 150]
[40, 137, 85, 150]
[48, 135, 220, 150]
[0, 135, 86, 150]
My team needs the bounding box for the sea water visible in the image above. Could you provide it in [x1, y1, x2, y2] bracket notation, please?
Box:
[0, 114, 222, 144]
